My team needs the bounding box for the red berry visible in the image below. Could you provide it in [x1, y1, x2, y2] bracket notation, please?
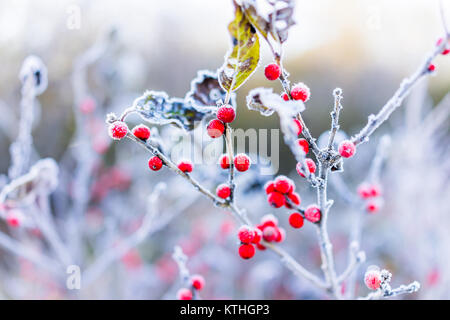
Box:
[216, 184, 231, 199]
[289, 213, 304, 229]
[274, 176, 291, 194]
[234, 153, 251, 172]
[338, 140, 356, 158]
[252, 229, 262, 244]
[281, 93, 290, 101]
[428, 63, 436, 72]
[291, 83, 310, 102]
[296, 138, 309, 154]
[366, 201, 379, 214]
[296, 159, 316, 178]
[369, 184, 382, 197]
[256, 243, 266, 251]
[177, 160, 193, 173]
[207, 119, 225, 138]
[239, 244, 255, 259]
[364, 271, 381, 290]
[238, 225, 255, 244]
[191, 275, 205, 290]
[286, 192, 301, 207]
[148, 156, 163, 171]
[217, 104, 236, 123]
[357, 183, 372, 199]
[264, 63, 281, 81]
[436, 38, 450, 55]
[267, 192, 286, 208]
[219, 154, 230, 169]
[275, 227, 286, 242]
[132, 124, 151, 140]
[108, 121, 128, 140]
[177, 288, 193, 300]
[305, 205, 321, 223]
[293, 119, 303, 136]
[262, 226, 277, 242]
[264, 181, 275, 194]
[260, 214, 278, 227]
[6, 211, 21, 228]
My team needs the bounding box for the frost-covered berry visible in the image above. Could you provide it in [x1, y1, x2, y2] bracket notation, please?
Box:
[256, 243, 266, 251]
[239, 243, 255, 259]
[264, 63, 281, 81]
[275, 227, 286, 242]
[177, 288, 193, 300]
[178, 160, 193, 173]
[287, 192, 301, 207]
[305, 205, 321, 223]
[296, 138, 309, 154]
[274, 176, 291, 194]
[366, 201, 379, 214]
[262, 226, 277, 242]
[267, 191, 286, 208]
[281, 93, 289, 101]
[291, 83, 310, 102]
[428, 63, 436, 72]
[436, 37, 450, 55]
[191, 275, 205, 291]
[217, 104, 236, 123]
[219, 154, 230, 169]
[357, 183, 372, 199]
[338, 140, 356, 158]
[369, 184, 382, 197]
[252, 228, 262, 244]
[108, 121, 128, 140]
[293, 119, 303, 136]
[6, 211, 22, 228]
[238, 225, 255, 244]
[234, 153, 251, 172]
[264, 181, 275, 194]
[148, 156, 163, 171]
[132, 124, 151, 141]
[216, 184, 231, 199]
[289, 212, 304, 229]
[364, 270, 381, 290]
[296, 159, 316, 178]
[207, 119, 225, 138]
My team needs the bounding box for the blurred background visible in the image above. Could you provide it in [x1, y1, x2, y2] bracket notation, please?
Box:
[0, 0, 448, 299]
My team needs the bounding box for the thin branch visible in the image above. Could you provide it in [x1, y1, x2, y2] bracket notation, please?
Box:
[351, 36, 449, 146]
[224, 124, 236, 201]
[327, 88, 343, 151]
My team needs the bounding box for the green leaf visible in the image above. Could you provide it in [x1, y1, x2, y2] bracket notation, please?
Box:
[218, 4, 260, 92]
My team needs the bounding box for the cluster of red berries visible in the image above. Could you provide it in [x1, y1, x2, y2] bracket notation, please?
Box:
[428, 37, 450, 72]
[206, 104, 236, 139]
[265, 175, 300, 209]
[176, 274, 205, 300]
[357, 182, 383, 214]
[237, 215, 286, 260]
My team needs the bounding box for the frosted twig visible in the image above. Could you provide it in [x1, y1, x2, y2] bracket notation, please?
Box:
[351, 35, 450, 146]
[327, 88, 343, 151]
[224, 123, 236, 202]
[337, 241, 366, 284]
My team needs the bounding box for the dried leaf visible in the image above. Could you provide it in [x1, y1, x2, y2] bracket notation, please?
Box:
[241, 0, 295, 44]
[218, 4, 260, 92]
[133, 91, 215, 131]
[185, 70, 231, 107]
[246, 87, 304, 117]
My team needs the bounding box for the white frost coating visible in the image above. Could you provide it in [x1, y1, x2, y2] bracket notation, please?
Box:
[19, 55, 48, 96]
[246, 87, 304, 117]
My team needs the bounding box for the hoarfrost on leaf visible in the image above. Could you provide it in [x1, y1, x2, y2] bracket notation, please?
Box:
[246, 87, 304, 117]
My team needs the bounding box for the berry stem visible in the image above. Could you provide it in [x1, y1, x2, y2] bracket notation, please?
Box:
[327, 88, 343, 152]
[224, 124, 236, 202]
